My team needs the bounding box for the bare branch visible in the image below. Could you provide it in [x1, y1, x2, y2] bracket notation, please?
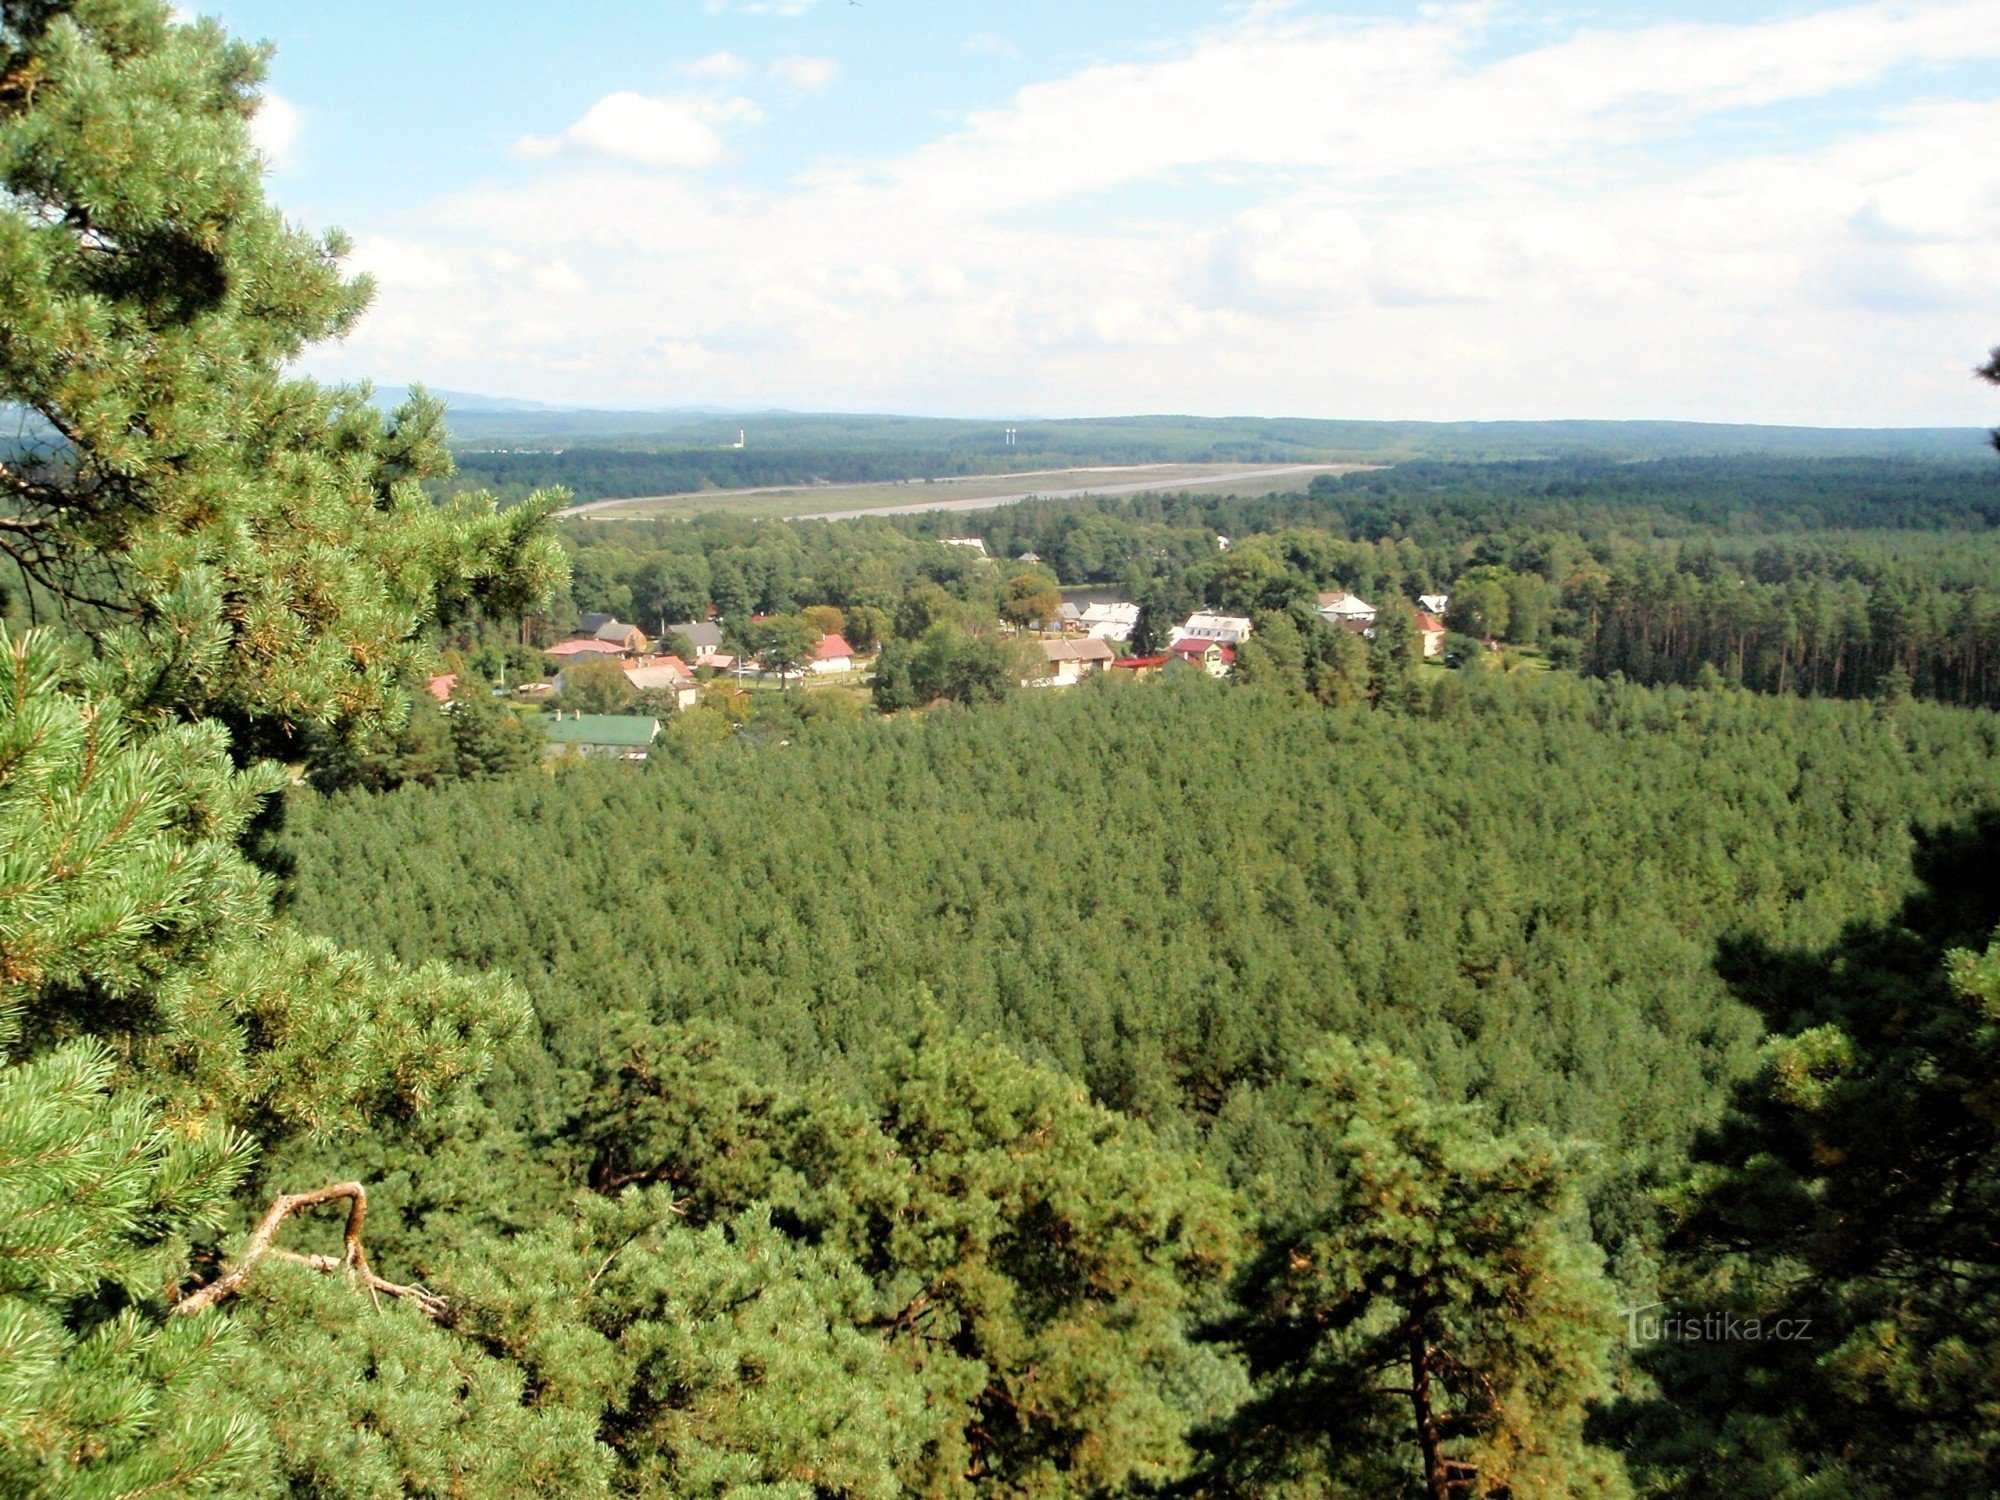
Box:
[171, 1181, 448, 1321]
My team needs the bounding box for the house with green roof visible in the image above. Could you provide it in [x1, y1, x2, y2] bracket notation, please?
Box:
[541, 712, 660, 762]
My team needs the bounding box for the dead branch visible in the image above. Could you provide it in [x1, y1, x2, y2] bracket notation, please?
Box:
[171, 1180, 447, 1320]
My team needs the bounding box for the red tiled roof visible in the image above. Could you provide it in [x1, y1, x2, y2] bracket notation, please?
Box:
[426, 673, 457, 702]
[1415, 612, 1447, 633]
[1109, 654, 1167, 670]
[813, 633, 855, 660]
[545, 638, 627, 658]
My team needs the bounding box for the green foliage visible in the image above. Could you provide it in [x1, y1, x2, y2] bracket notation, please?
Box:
[555, 655, 634, 715]
[0, 3, 568, 758]
[1204, 1041, 1623, 1498]
[1620, 816, 2000, 1496]
[567, 1021, 1243, 1498]
[873, 624, 1026, 712]
[0, 1040, 262, 1500]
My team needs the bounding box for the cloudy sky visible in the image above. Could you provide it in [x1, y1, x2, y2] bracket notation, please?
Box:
[211, 0, 2000, 424]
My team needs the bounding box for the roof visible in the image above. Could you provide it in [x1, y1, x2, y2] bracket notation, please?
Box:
[1316, 591, 1376, 616]
[543, 713, 660, 747]
[594, 620, 645, 645]
[1042, 637, 1116, 663]
[1170, 638, 1236, 661]
[578, 612, 615, 634]
[545, 638, 628, 658]
[1180, 612, 1253, 634]
[813, 633, 855, 660]
[1079, 601, 1140, 626]
[1109, 654, 1167, 670]
[426, 673, 457, 702]
[671, 620, 724, 651]
[624, 658, 694, 691]
[1414, 612, 1447, 633]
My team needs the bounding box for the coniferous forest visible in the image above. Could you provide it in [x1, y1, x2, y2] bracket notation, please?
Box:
[6, 6, 2000, 1500]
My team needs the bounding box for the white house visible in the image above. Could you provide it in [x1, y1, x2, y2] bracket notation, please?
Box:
[1037, 637, 1116, 687]
[809, 633, 856, 675]
[1413, 612, 1448, 660]
[1315, 592, 1378, 632]
[1175, 612, 1254, 646]
[1080, 601, 1140, 643]
[1418, 593, 1450, 617]
[940, 537, 989, 557]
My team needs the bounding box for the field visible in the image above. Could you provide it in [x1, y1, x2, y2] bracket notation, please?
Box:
[554, 461, 1371, 521]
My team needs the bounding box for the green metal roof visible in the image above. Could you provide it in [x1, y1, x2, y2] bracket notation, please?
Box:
[542, 714, 660, 747]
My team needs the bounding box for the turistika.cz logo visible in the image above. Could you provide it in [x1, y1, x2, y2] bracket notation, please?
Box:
[1621, 1302, 1814, 1348]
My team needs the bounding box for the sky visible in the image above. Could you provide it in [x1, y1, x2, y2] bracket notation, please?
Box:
[205, 0, 2000, 425]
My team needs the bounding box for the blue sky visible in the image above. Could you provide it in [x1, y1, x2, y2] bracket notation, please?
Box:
[206, 1, 2000, 424]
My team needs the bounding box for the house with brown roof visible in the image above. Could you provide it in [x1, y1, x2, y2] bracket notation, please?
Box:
[1038, 636, 1116, 687]
[1413, 611, 1447, 659]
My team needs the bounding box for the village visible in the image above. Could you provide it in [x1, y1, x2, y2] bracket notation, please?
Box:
[455, 564, 1453, 760]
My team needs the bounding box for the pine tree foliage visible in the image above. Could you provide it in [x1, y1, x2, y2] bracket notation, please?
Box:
[0, 1040, 262, 1500]
[1623, 816, 2000, 1495]
[1202, 1041, 1624, 1499]
[0, 0, 567, 756]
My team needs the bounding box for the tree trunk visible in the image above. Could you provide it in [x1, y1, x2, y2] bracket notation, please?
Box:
[1409, 1322, 1452, 1500]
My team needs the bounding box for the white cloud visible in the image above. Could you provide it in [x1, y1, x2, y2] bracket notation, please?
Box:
[704, 0, 819, 14]
[515, 91, 752, 167]
[327, 2, 2000, 423]
[683, 51, 753, 81]
[250, 91, 298, 166]
[347, 236, 453, 291]
[769, 55, 840, 91]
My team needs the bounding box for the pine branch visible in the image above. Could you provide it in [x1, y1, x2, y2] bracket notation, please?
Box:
[171, 1180, 447, 1320]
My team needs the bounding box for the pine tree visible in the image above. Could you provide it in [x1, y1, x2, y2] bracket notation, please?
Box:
[1203, 1040, 1626, 1498]
[1626, 815, 2000, 1495]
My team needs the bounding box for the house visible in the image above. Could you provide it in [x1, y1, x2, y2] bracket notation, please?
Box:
[425, 673, 457, 703]
[810, 633, 856, 674]
[591, 619, 650, 653]
[544, 638, 630, 661]
[1418, 593, 1450, 617]
[1108, 653, 1167, 679]
[940, 537, 988, 557]
[697, 651, 737, 672]
[513, 681, 555, 701]
[624, 656, 700, 710]
[1414, 611, 1447, 659]
[1016, 551, 1043, 564]
[1174, 611, 1254, 646]
[1315, 591, 1378, 632]
[1079, 601, 1140, 643]
[1038, 636, 1116, 686]
[541, 711, 660, 762]
[577, 612, 616, 636]
[669, 619, 725, 655]
[1054, 601, 1085, 634]
[1169, 638, 1236, 677]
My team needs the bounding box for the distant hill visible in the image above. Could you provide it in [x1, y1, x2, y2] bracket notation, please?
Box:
[423, 402, 1987, 463]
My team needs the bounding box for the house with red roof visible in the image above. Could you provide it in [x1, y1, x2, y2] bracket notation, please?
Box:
[810, 633, 856, 674]
[425, 673, 457, 703]
[1169, 638, 1236, 677]
[1414, 611, 1447, 659]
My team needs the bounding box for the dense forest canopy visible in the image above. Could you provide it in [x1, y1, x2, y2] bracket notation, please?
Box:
[7, 4, 2000, 1498]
